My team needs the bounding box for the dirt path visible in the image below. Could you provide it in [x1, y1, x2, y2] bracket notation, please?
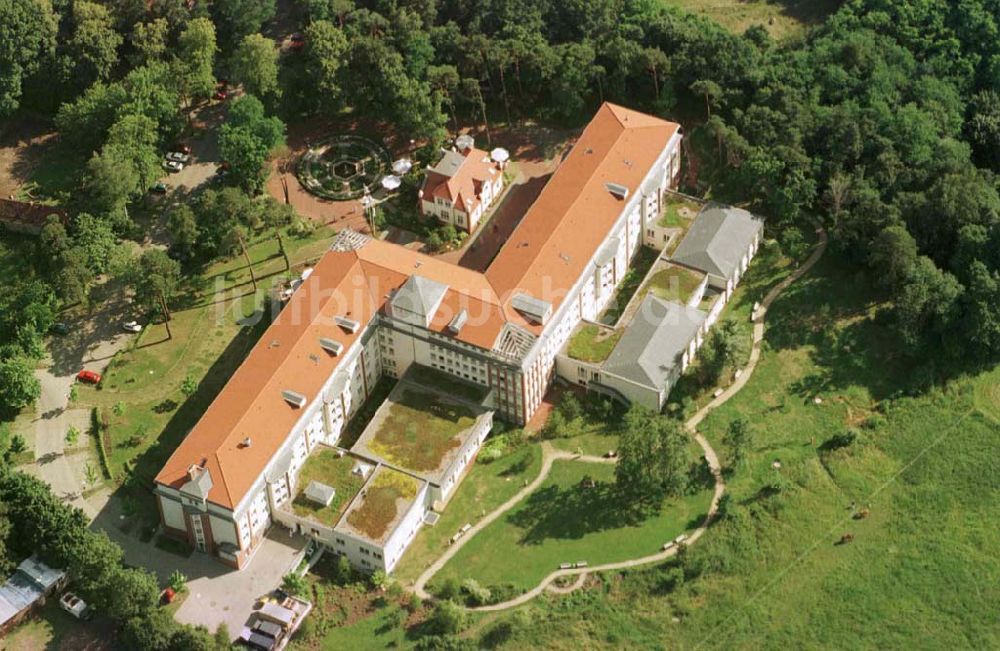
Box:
[411, 221, 828, 611]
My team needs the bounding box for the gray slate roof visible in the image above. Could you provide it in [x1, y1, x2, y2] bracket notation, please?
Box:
[603, 295, 706, 389]
[180, 465, 213, 500]
[429, 150, 467, 178]
[392, 275, 448, 320]
[671, 205, 764, 279]
[0, 556, 65, 627]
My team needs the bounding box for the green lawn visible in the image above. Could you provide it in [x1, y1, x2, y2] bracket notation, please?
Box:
[393, 444, 543, 585]
[291, 448, 366, 526]
[478, 255, 1000, 650]
[658, 194, 702, 228]
[643, 264, 705, 305]
[365, 388, 476, 472]
[75, 225, 336, 520]
[313, 604, 412, 650]
[2, 602, 116, 651]
[664, 0, 840, 39]
[430, 460, 714, 592]
[566, 325, 622, 363]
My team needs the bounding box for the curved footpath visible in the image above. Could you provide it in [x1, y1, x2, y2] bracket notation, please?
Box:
[413, 223, 829, 611]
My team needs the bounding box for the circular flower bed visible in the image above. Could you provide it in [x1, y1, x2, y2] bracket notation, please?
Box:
[296, 135, 392, 201]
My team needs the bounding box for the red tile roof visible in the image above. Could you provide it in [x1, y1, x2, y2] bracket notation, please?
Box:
[156, 104, 680, 512]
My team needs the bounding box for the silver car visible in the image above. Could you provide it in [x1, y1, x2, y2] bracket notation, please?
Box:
[163, 160, 184, 172]
[165, 151, 191, 163]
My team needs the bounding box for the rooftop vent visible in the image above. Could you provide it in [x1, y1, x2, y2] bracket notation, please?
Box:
[511, 292, 553, 325]
[335, 316, 360, 334]
[448, 309, 468, 334]
[308, 354, 320, 364]
[605, 182, 629, 200]
[241, 437, 252, 448]
[319, 337, 344, 356]
[282, 389, 307, 408]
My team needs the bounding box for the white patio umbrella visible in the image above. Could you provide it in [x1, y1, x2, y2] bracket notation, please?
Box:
[455, 134, 475, 150]
[490, 147, 510, 164]
[381, 175, 402, 191]
[392, 159, 412, 175]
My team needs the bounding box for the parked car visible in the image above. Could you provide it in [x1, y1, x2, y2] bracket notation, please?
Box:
[150, 181, 168, 194]
[214, 88, 228, 101]
[165, 151, 190, 164]
[59, 592, 92, 620]
[49, 322, 69, 336]
[76, 370, 101, 384]
[122, 320, 142, 333]
[163, 160, 184, 172]
[289, 33, 305, 50]
[172, 143, 192, 155]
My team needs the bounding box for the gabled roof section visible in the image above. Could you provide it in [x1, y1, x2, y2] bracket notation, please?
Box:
[486, 103, 680, 333]
[603, 295, 705, 389]
[156, 249, 381, 510]
[391, 275, 448, 324]
[421, 146, 499, 211]
[671, 205, 764, 279]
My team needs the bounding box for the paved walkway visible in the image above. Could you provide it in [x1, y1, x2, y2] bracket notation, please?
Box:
[412, 221, 828, 611]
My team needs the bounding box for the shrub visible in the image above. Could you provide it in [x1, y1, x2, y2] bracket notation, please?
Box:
[181, 375, 197, 396]
[112, 401, 126, 416]
[428, 600, 467, 635]
[406, 593, 423, 613]
[65, 425, 80, 446]
[460, 578, 491, 606]
[370, 569, 390, 591]
[9, 433, 26, 454]
[168, 569, 187, 592]
[282, 572, 307, 595]
[434, 577, 461, 601]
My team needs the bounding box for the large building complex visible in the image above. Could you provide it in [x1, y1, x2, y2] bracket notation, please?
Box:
[154, 103, 685, 570]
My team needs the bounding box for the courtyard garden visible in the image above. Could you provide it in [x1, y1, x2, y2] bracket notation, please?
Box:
[566, 325, 622, 363]
[291, 449, 367, 527]
[361, 386, 479, 473]
[296, 135, 392, 201]
[344, 468, 420, 541]
[658, 192, 702, 228]
[642, 263, 706, 305]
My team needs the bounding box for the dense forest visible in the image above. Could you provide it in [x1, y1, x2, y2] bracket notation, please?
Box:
[1, 0, 1000, 647]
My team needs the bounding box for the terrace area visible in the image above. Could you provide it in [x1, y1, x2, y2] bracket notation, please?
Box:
[658, 192, 703, 255]
[566, 325, 623, 364]
[340, 466, 421, 544]
[640, 263, 706, 307]
[289, 447, 368, 527]
[352, 370, 493, 484]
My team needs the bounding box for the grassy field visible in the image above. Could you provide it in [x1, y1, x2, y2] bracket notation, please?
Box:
[664, 0, 840, 39]
[2, 602, 117, 651]
[392, 444, 543, 585]
[430, 460, 714, 592]
[475, 255, 1000, 649]
[75, 224, 336, 517]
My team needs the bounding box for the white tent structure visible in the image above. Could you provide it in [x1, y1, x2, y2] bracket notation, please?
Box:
[455, 134, 475, 151]
[392, 159, 412, 175]
[381, 175, 402, 191]
[490, 147, 510, 164]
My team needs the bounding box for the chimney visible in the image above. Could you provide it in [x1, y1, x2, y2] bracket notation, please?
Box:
[242, 437, 252, 448]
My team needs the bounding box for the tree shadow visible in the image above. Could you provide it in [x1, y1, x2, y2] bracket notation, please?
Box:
[506, 479, 653, 545]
